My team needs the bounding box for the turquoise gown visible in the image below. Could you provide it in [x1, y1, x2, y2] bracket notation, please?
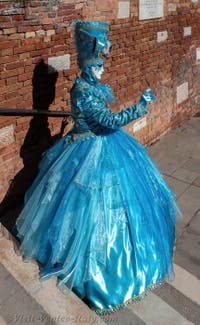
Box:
[12, 67, 178, 315]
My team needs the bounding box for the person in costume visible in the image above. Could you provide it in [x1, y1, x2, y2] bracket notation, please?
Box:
[12, 20, 179, 315]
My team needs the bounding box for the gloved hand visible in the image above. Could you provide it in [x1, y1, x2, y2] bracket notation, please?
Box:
[140, 88, 155, 105]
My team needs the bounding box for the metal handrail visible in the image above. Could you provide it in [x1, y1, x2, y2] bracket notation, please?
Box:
[0, 108, 71, 118]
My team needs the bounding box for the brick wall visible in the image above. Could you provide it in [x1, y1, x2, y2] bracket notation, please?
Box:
[0, 0, 200, 222]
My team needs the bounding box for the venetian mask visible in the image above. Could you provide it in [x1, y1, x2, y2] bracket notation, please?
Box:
[91, 64, 104, 80]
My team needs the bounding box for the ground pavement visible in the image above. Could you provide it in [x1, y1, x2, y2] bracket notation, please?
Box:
[0, 114, 200, 325]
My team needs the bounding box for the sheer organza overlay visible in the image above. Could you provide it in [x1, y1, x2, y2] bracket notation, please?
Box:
[14, 128, 179, 313]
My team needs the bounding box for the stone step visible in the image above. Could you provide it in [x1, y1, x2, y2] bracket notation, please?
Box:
[0, 224, 105, 325]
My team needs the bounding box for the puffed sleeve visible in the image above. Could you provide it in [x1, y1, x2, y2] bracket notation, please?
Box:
[78, 89, 148, 129]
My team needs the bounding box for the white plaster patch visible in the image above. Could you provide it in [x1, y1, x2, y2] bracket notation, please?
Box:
[118, 1, 130, 19]
[36, 30, 45, 37]
[0, 124, 15, 147]
[196, 48, 200, 61]
[157, 31, 168, 43]
[139, 0, 164, 20]
[48, 54, 70, 72]
[191, 0, 198, 2]
[3, 8, 23, 15]
[183, 26, 192, 37]
[168, 3, 177, 12]
[133, 117, 147, 132]
[177, 82, 189, 104]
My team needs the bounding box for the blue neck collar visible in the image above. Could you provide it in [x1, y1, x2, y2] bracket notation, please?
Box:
[80, 66, 99, 86]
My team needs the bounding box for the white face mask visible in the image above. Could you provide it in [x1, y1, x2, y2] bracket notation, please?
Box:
[91, 65, 104, 80]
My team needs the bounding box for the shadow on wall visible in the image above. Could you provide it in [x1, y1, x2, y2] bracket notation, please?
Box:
[0, 59, 68, 231]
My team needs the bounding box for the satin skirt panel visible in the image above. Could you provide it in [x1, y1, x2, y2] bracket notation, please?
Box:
[13, 128, 177, 313]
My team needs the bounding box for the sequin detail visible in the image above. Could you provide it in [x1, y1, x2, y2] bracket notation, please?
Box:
[65, 130, 96, 144]
[94, 280, 164, 315]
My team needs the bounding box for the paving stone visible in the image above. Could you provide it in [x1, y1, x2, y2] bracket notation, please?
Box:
[177, 185, 200, 225]
[165, 176, 189, 198]
[175, 219, 186, 240]
[0, 225, 105, 325]
[192, 176, 200, 187]
[156, 159, 180, 176]
[0, 263, 20, 304]
[152, 149, 189, 176]
[181, 157, 200, 174]
[0, 316, 7, 325]
[149, 118, 200, 173]
[0, 263, 51, 325]
[174, 212, 200, 279]
[128, 292, 193, 325]
[154, 282, 200, 325]
[148, 133, 180, 161]
[186, 116, 200, 131]
[172, 168, 199, 184]
[101, 308, 146, 325]
[192, 152, 200, 160]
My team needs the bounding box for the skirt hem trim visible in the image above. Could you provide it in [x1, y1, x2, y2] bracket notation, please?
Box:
[93, 280, 164, 315]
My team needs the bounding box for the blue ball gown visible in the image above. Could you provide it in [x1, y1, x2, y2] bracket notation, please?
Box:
[12, 68, 179, 315]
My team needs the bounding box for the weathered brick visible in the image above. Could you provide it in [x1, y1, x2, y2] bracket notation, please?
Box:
[0, 55, 16, 65]
[1, 67, 24, 79]
[13, 44, 36, 54]
[44, 36, 51, 43]
[6, 61, 24, 70]
[3, 27, 17, 35]
[42, 18, 53, 25]
[0, 21, 13, 28]
[36, 29, 46, 37]
[19, 52, 31, 60]
[0, 74, 6, 87]
[46, 29, 56, 37]
[25, 31, 36, 38]
[6, 76, 18, 85]
[0, 15, 11, 22]
[0, 125, 15, 148]
[0, 48, 13, 57]
[48, 12, 57, 18]
[7, 33, 25, 40]
[42, 25, 54, 32]
[29, 1, 43, 7]
[12, 14, 24, 21]
[0, 41, 19, 50]
[17, 25, 40, 33]
[62, 0, 75, 5]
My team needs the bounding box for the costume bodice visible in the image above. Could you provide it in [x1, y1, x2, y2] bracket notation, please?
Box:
[69, 69, 147, 136]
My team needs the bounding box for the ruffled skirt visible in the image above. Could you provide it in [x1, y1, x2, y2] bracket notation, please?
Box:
[12, 128, 178, 314]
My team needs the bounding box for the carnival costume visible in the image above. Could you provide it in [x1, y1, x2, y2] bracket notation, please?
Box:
[12, 21, 179, 315]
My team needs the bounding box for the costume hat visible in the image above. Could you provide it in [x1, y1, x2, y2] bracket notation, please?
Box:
[73, 20, 111, 68]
